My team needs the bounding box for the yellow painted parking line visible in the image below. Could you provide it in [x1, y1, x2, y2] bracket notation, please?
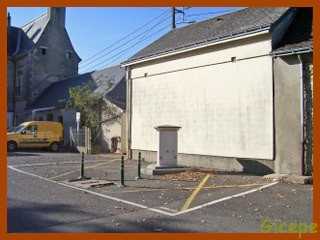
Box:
[49, 159, 119, 180]
[9, 164, 279, 217]
[180, 174, 211, 211]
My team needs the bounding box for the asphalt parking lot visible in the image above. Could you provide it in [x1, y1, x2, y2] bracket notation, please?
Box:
[7, 151, 313, 232]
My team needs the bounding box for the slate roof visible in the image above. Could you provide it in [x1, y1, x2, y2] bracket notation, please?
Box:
[124, 7, 291, 64]
[21, 13, 49, 44]
[273, 7, 313, 54]
[7, 12, 48, 57]
[8, 8, 81, 61]
[8, 26, 34, 57]
[27, 65, 126, 110]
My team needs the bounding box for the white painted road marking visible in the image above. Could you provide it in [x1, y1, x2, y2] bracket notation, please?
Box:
[49, 159, 119, 180]
[176, 181, 279, 216]
[8, 165, 175, 217]
[8, 165, 278, 217]
[10, 159, 117, 168]
[159, 207, 178, 213]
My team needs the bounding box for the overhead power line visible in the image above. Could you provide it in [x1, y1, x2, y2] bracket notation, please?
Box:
[81, 22, 171, 72]
[80, 13, 171, 69]
[100, 24, 171, 69]
[80, 9, 171, 65]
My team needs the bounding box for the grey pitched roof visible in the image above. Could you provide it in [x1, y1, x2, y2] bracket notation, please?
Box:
[8, 26, 34, 57]
[92, 65, 127, 109]
[21, 13, 48, 44]
[273, 7, 313, 55]
[104, 76, 126, 110]
[27, 65, 126, 110]
[124, 7, 290, 64]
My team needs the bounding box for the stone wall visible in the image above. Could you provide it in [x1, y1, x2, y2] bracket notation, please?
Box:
[8, 9, 80, 126]
[302, 55, 313, 175]
[28, 23, 80, 102]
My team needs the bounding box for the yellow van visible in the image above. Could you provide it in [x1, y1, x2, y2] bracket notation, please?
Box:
[7, 121, 63, 152]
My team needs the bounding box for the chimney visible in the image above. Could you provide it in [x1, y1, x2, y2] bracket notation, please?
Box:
[7, 12, 11, 27]
[48, 7, 66, 27]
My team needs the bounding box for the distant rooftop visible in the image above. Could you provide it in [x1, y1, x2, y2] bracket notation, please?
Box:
[28, 65, 126, 110]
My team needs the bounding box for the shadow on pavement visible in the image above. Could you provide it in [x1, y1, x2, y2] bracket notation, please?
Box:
[7, 198, 194, 232]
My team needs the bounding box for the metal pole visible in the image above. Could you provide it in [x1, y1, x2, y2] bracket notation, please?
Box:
[136, 152, 142, 180]
[120, 155, 125, 187]
[80, 151, 84, 179]
[172, 7, 176, 29]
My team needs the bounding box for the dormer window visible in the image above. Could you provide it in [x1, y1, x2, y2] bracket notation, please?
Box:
[39, 46, 48, 55]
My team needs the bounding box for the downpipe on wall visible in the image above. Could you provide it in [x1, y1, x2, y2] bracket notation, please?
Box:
[297, 55, 304, 175]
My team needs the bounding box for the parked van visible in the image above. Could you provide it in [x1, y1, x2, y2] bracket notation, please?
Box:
[7, 121, 63, 152]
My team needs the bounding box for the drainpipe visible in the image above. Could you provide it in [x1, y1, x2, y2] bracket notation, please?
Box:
[297, 55, 304, 175]
[32, 106, 56, 120]
[126, 66, 132, 159]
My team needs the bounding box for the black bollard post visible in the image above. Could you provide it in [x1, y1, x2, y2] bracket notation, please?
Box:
[120, 155, 125, 187]
[80, 151, 84, 179]
[77, 151, 90, 181]
[136, 152, 142, 180]
[69, 151, 90, 182]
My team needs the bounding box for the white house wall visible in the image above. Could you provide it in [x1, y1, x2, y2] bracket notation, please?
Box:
[130, 35, 274, 159]
[101, 119, 122, 152]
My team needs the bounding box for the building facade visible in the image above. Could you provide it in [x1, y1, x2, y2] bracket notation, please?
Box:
[122, 8, 313, 176]
[7, 7, 81, 128]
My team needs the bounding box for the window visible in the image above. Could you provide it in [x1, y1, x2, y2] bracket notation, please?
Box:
[15, 75, 22, 96]
[39, 47, 47, 55]
[25, 125, 38, 136]
[66, 51, 72, 60]
[46, 112, 54, 121]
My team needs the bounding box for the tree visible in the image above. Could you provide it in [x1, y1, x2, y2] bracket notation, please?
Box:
[66, 84, 117, 141]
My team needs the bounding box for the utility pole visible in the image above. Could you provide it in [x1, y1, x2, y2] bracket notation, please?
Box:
[172, 7, 193, 30]
[172, 7, 176, 29]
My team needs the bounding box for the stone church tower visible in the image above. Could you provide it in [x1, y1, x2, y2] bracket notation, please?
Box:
[7, 7, 81, 127]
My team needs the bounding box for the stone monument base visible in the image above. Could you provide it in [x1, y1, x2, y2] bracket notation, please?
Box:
[142, 164, 191, 175]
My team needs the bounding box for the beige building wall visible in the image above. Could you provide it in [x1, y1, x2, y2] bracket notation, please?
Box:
[273, 55, 304, 175]
[130, 34, 274, 160]
[101, 119, 122, 153]
[100, 101, 126, 153]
